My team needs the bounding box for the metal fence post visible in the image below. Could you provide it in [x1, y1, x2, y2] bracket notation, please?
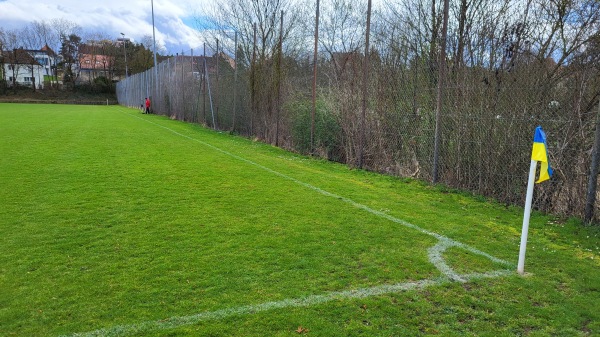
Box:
[275, 10, 284, 147]
[585, 102, 600, 224]
[232, 31, 238, 132]
[432, 0, 450, 183]
[312, 0, 320, 154]
[358, 0, 372, 169]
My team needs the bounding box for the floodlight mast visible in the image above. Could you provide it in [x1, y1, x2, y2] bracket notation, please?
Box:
[120, 32, 129, 106]
[120, 33, 128, 79]
[151, 0, 158, 96]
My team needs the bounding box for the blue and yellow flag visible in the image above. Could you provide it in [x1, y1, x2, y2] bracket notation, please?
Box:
[531, 126, 553, 183]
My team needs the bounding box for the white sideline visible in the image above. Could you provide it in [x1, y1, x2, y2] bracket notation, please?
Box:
[63, 112, 515, 336]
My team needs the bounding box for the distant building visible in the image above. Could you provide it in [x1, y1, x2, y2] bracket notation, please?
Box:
[27, 44, 60, 84]
[1, 45, 60, 89]
[78, 43, 115, 83]
[1, 48, 45, 89]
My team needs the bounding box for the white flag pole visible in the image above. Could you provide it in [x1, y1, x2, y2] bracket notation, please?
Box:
[518, 159, 538, 275]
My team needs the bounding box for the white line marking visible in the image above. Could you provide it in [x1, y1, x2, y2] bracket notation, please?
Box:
[63, 270, 512, 337]
[429, 240, 471, 282]
[62, 111, 515, 337]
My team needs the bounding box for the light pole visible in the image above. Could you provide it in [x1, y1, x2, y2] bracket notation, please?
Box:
[151, 0, 157, 69]
[120, 33, 128, 78]
[120, 33, 129, 106]
[151, 0, 158, 96]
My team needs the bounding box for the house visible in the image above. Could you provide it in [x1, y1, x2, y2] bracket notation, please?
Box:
[1, 48, 45, 89]
[77, 42, 115, 83]
[24, 44, 60, 85]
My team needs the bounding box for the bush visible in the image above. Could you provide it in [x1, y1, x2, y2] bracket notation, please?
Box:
[92, 76, 115, 94]
[75, 76, 115, 94]
[288, 98, 343, 161]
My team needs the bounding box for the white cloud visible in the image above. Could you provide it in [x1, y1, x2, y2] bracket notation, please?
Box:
[0, 0, 210, 53]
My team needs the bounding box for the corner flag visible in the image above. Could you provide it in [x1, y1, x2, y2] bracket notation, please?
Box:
[531, 126, 553, 183]
[518, 126, 552, 275]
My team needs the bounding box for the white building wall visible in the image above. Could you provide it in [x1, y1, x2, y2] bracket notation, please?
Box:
[4, 63, 46, 89]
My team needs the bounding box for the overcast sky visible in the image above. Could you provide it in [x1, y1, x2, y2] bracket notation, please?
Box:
[0, 0, 212, 54]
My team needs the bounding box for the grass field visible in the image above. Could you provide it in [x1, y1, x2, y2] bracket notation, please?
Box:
[1, 103, 599, 336]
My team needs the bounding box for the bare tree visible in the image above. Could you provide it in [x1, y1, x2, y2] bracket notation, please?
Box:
[0, 28, 6, 94]
[19, 25, 42, 91]
[1, 29, 26, 93]
[206, 0, 306, 66]
[206, 0, 307, 142]
[319, 0, 367, 82]
[28, 21, 60, 87]
[31, 21, 54, 46]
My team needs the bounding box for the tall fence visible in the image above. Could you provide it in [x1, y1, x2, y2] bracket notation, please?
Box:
[117, 2, 600, 223]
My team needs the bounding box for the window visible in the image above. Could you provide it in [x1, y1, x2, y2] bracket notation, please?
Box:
[24, 77, 32, 82]
[86, 60, 91, 64]
[8, 65, 13, 70]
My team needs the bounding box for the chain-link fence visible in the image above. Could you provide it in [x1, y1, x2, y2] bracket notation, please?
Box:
[117, 0, 600, 223]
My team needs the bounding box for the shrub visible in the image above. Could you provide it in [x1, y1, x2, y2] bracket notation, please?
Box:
[288, 98, 343, 161]
[92, 76, 115, 94]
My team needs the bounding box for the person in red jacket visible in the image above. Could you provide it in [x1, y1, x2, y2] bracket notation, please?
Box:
[145, 97, 151, 114]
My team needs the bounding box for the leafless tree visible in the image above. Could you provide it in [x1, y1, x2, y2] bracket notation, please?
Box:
[0, 27, 6, 93]
[19, 25, 42, 91]
[206, 0, 307, 65]
[205, 0, 308, 142]
[1, 29, 25, 93]
[318, 0, 366, 82]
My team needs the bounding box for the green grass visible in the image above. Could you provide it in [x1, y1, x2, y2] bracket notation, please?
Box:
[0, 103, 599, 336]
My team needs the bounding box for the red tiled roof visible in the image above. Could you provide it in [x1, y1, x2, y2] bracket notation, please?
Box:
[40, 44, 57, 56]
